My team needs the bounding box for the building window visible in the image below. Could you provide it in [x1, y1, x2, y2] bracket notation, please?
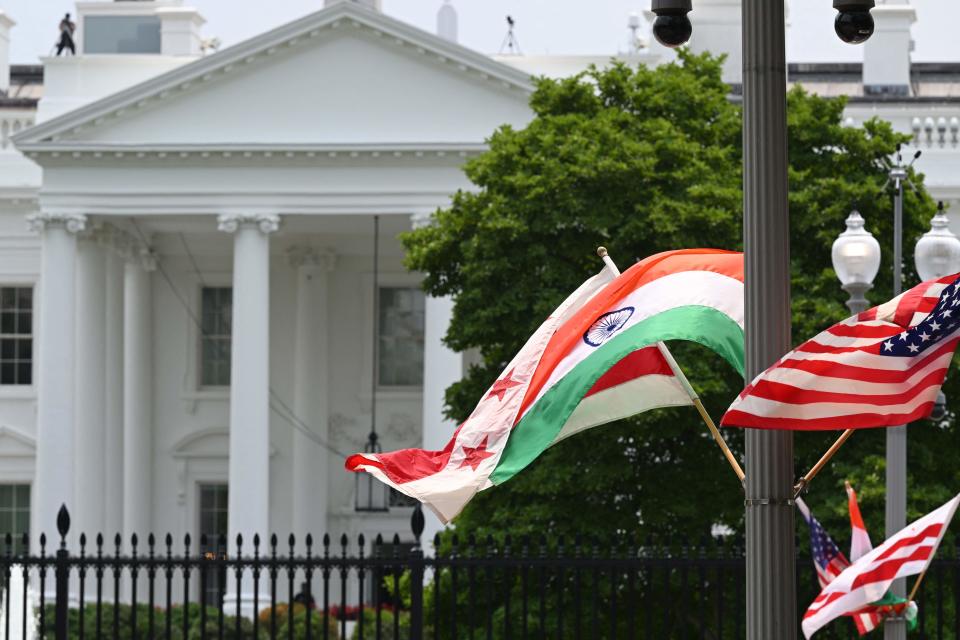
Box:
[83, 16, 162, 54]
[0, 287, 32, 386]
[200, 287, 232, 387]
[0, 485, 29, 554]
[198, 483, 228, 605]
[378, 287, 425, 387]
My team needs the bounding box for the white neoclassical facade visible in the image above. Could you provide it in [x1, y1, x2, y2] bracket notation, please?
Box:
[0, 0, 959, 574]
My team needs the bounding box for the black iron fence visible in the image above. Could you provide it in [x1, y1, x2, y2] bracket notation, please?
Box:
[2, 505, 960, 639]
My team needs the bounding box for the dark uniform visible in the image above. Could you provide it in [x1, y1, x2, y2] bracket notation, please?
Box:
[56, 14, 76, 56]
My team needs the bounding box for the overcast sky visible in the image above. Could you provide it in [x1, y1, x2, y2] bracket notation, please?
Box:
[2, 0, 957, 64]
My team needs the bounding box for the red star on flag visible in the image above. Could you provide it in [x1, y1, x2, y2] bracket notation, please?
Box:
[459, 436, 495, 471]
[486, 368, 523, 402]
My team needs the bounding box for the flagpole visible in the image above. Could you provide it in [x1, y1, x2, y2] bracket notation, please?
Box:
[907, 567, 927, 603]
[793, 429, 855, 498]
[597, 247, 745, 484]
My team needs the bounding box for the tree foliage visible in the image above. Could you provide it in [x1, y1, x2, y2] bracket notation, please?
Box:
[402, 51, 948, 546]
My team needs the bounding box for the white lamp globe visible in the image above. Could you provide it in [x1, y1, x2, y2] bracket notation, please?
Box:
[832, 210, 881, 287]
[914, 202, 960, 282]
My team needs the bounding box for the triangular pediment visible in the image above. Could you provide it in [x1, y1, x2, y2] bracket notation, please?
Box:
[15, 3, 534, 150]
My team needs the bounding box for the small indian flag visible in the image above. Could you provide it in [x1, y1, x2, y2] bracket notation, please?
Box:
[846, 481, 873, 562]
[346, 249, 745, 522]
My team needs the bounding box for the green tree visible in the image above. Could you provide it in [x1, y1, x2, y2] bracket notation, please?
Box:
[402, 50, 947, 547]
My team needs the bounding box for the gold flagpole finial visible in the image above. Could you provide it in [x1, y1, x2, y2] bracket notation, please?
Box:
[597, 246, 608, 258]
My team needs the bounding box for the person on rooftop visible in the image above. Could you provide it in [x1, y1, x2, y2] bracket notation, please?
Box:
[56, 13, 76, 56]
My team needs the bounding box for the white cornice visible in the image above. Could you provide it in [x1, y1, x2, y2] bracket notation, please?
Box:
[16, 142, 488, 158]
[13, 2, 534, 149]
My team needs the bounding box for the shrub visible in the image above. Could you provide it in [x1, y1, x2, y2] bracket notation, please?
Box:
[275, 607, 340, 640]
[350, 607, 410, 640]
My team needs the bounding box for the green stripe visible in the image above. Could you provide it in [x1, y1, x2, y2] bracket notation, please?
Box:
[489, 305, 744, 485]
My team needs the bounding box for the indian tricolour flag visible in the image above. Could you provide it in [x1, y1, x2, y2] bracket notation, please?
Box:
[346, 249, 745, 522]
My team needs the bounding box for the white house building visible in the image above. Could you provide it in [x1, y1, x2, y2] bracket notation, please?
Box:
[0, 0, 958, 601]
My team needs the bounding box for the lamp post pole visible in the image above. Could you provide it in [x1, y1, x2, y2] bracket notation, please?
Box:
[886, 165, 908, 640]
[741, 1, 796, 638]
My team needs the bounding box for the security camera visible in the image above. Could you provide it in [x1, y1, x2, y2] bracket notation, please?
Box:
[833, 0, 875, 45]
[650, 0, 692, 48]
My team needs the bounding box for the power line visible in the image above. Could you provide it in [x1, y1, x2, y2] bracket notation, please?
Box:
[127, 218, 349, 460]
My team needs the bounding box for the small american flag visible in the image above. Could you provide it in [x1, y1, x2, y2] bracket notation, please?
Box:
[802, 494, 960, 638]
[797, 497, 849, 587]
[722, 274, 960, 430]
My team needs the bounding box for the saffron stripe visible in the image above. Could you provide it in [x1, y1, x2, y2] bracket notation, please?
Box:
[491, 305, 744, 484]
[518, 249, 743, 418]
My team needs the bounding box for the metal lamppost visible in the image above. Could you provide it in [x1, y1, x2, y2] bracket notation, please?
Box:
[650, 1, 879, 636]
[832, 198, 958, 637]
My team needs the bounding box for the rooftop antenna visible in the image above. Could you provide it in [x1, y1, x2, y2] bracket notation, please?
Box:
[627, 12, 648, 54]
[500, 15, 521, 55]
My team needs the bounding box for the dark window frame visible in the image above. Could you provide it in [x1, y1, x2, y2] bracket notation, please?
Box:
[0, 484, 30, 555]
[376, 286, 425, 388]
[0, 286, 33, 386]
[199, 286, 232, 388]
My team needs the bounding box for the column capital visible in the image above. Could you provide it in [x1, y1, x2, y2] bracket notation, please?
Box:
[26, 212, 88, 234]
[288, 246, 337, 271]
[136, 247, 159, 272]
[217, 213, 281, 235]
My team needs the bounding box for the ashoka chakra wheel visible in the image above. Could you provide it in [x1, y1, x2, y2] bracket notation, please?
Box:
[583, 307, 635, 347]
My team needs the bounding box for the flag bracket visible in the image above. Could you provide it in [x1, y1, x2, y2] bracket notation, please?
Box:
[744, 498, 795, 507]
[793, 429, 855, 499]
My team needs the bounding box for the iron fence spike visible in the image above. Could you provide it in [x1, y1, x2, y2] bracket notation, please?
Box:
[56, 504, 70, 539]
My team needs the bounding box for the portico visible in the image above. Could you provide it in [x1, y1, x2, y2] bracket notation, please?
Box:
[13, 0, 534, 564]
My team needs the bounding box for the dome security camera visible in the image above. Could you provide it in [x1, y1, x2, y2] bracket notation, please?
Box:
[650, 0, 692, 48]
[834, 0, 875, 45]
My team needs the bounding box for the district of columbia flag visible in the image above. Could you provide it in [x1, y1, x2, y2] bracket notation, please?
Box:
[846, 482, 872, 562]
[347, 249, 745, 522]
[802, 493, 960, 638]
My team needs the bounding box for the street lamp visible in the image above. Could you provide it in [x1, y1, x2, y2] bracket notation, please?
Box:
[914, 202, 960, 281]
[832, 210, 882, 314]
[914, 201, 960, 422]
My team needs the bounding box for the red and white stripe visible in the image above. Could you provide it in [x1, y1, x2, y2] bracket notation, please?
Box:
[723, 275, 960, 431]
[802, 494, 960, 638]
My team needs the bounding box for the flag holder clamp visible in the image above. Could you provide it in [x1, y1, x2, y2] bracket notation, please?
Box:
[793, 429, 856, 499]
[597, 247, 745, 488]
[744, 498, 795, 507]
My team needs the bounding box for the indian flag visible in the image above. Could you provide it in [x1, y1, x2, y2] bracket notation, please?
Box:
[346, 249, 745, 522]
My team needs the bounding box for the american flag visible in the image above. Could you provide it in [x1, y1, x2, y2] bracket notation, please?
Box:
[722, 274, 960, 430]
[797, 497, 850, 587]
[802, 494, 960, 638]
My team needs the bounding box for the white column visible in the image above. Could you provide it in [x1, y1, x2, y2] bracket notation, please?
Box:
[103, 246, 125, 539]
[27, 212, 86, 549]
[288, 247, 335, 544]
[123, 247, 156, 542]
[218, 213, 278, 614]
[413, 212, 462, 551]
[74, 235, 107, 539]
